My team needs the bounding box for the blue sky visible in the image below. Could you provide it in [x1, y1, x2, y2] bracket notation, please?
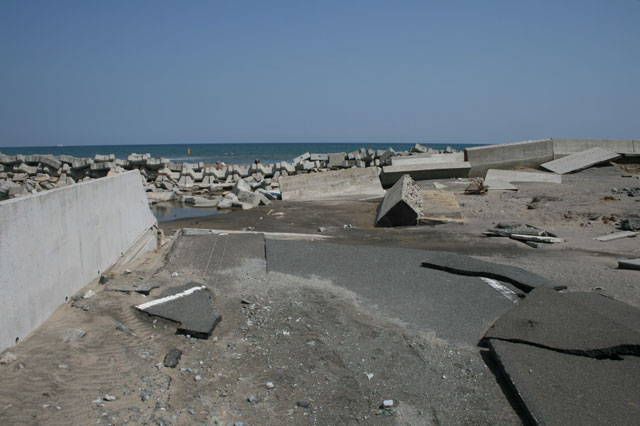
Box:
[1, 0, 639, 147]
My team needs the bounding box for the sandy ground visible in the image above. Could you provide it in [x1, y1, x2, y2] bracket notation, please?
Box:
[1, 163, 638, 425]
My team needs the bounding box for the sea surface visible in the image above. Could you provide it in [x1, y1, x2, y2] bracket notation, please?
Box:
[0, 142, 482, 165]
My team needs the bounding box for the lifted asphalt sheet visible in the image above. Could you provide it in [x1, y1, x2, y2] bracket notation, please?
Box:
[265, 239, 516, 345]
[484, 288, 640, 425]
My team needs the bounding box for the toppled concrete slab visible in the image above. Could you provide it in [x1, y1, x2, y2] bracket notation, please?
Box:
[488, 339, 640, 426]
[418, 190, 463, 224]
[484, 289, 640, 425]
[484, 288, 640, 357]
[541, 147, 620, 174]
[421, 252, 565, 292]
[618, 258, 640, 271]
[279, 167, 385, 201]
[105, 281, 159, 295]
[374, 174, 423, 227]
[389, 152, 464, 166]
[483, 169, 562, 190]
[509, 234, 564, 244]
[380, 161, 471, 187]
[135, 283, 221, 338]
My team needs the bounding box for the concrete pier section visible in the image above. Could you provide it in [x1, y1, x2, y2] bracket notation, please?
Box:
[0, 170, 157, 352]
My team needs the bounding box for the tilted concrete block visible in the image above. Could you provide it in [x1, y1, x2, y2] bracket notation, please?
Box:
[375, 174, 423, 227]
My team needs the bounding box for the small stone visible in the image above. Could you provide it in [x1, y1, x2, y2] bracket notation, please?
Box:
[57, 364, 69, 369]
[194, 375, 202, 381]
[163, 349, 182, 368]
[0, 352, 18, 365]
[317, 226, 327, 233]
[83, 290, 95, 299]
[115, 322, 132, 334]
[124, 269, 132, 275]
[365, 373, 374, 380]
[266, 382, 275, 389]
[104, 394, 117, 401]
[296, 401, 311, 409]
[62, 329, 86, 342]
[171, 272, 179, 278]
[382, 399, 394, 408]
[99, 275, 109, 284]
[247, 394, 258, 403]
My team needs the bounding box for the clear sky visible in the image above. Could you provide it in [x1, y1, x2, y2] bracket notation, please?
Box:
[1, 0, 639, 147]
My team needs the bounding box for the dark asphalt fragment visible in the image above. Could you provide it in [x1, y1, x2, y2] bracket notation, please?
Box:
[163, 349, 182, 368]
[420, 251, 565, 292]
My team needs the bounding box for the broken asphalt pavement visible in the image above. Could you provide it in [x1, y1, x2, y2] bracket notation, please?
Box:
[483, 288, 640, 425]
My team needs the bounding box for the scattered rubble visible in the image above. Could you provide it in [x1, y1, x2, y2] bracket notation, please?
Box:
[464, 178, 488, 194]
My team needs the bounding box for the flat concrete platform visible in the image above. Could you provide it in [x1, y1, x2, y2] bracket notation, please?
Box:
[421, 252, 565, 292]
[489, 339, 640, 426]
[265, 240, 517, 345]
[484, 169, 562, 190]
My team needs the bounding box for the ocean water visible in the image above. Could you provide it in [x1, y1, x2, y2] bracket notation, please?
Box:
[0, 142, 481, 165]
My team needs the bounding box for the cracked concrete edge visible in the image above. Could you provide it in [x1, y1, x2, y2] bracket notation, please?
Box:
[181, 227, 333, 240]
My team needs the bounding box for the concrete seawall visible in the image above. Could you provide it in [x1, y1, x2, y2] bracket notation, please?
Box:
[465, 139, 554, 177]
[464, 138, 639, 177]
[0, 170, 157, 352]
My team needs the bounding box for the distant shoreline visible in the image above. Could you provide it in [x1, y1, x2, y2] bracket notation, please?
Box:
[0, 142, 483, 165]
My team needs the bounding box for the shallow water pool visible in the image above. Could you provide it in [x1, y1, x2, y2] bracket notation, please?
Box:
[149, 202, 223, 222]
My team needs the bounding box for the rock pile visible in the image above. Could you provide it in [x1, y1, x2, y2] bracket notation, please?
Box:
[0, 145, 459, 208]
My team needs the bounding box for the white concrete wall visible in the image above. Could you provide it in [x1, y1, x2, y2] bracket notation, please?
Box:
[552, 138, 639, 157]
[0, 171, 157, 352]
[464, 139, 554, 177]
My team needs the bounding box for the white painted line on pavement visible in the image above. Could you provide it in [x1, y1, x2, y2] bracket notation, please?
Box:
[480, 277, 519, 304]
[136, 285, 206, 310]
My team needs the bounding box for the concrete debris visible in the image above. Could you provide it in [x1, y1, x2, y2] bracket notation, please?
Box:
[135, 283, 221, 338]
[62, 329, 86, 342]
[464, 178, 487, 194]
[280, 167, 385, 201]
[375, 174, 423, 227]
[541, 147, 621, 174]
[0, 351, 18, 365]
[617, 259, 640, 271]
[484, 223, 557, 238]
[621, 217, 640, 231]
[509, 234, 564, 244]
[105, 281, 159, 295]
[115, 322, 134, 335]
[593, 231, 638, 242]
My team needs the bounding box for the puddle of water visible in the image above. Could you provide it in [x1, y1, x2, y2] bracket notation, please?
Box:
[150, 201, 224, 222]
